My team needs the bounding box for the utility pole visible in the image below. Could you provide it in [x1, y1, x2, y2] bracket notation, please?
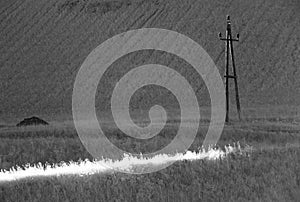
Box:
[219, 15, 241, 123]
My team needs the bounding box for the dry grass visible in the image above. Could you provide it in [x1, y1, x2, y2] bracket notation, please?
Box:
[0, 147, 300, 201]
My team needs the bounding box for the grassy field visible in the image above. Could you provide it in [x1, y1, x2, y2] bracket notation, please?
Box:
[0, 143, 299, 201]
[1, 114, 300, 170]
[1, 0, 300, 201]
[1, 115, 300, 201]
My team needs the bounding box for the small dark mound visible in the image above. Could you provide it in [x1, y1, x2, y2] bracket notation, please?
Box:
[16, 116, 49, 127]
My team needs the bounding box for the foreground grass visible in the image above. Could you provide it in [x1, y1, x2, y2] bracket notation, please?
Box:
[1, 148, 300, 201]
[0, 120, 299, 201]
[1, 121, 299, 170]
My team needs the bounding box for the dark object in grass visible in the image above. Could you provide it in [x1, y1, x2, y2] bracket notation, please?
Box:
[16, 116, 49, 127]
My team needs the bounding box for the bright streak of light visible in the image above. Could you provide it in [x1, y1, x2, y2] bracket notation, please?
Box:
[0, 146, 238, 182]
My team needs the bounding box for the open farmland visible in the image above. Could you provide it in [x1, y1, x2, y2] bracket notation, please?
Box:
[0, 0, 299, 122]
[0, 0, 300, 201]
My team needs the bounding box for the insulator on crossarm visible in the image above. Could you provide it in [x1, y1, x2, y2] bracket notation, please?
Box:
[227, 15, 230, 21]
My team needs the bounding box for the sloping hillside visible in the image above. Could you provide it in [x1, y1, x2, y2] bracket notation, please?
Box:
[0, 0, 299, 122]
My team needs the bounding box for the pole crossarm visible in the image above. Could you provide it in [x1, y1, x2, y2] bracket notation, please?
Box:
[219, 38, 239, 42]
[224, 75, 237, 79]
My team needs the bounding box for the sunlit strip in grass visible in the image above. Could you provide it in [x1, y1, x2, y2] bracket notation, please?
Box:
[0, 146, 239, 182]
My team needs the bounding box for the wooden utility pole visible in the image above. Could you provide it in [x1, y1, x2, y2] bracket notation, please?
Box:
[219, 15, 241, 123]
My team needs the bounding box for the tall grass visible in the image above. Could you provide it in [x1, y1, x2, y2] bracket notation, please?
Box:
[0, 122, 299, 201]
[1, 147, 299, 201]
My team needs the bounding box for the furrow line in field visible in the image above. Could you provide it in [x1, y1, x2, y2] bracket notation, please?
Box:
[10, 11, 88, 109]
[35, 12, 94, 73]
[27, 15, 98, 106]
[0, 0, 57, 57]
[0, 7, 74, 95]
[160, 1, 208, 67]
[124, 4, 184, 66]
[91, 2, 160, 68]
[0, 4, 82, 75]
[157, 1, 213, 94]
[114, 2, 195, 78]
[111, 4, 170, 83]
[25, 9, 86, 66]
[84, 2, 152, 70]
[7, 0, 59, 45]
[64, 3, 148, 70]
[148, 6, 169, 28]
[54, 4, 151, 97]
[170, 0, 199, 31]
[0, 0, 38, 42]
[0, 0, 15, 11]
[0, 20, 61, 89]
[236, 0, 268, 47]
[138, 7, 163, 28]
[105, 1, 147, 34]
[0, 0, 20, 20]
[231, 1, 272, 85]
[77, 5, 150, 78]
[250, 5, 285, 88]
[0, 0, 52, 66]
[30, 8, 86, 62]
[2, 11, 69, 92]
[0, 0, 28, 25]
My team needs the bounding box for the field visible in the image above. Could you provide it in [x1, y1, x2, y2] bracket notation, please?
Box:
[0, 0, 300, 201]
[1, 111, 300, 201]
[0, 147, 299, 201]
[0, 0, 299, 122]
